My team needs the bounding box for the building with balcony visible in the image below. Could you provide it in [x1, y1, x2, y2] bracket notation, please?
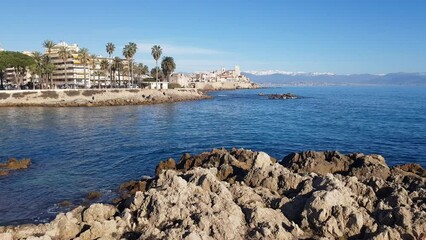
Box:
[46, 42, 130, 88]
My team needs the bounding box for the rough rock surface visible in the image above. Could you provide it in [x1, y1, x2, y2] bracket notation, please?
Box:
[1, 148, 425, 239]
[0, 158, 31, 176]
[266, 93, 299, 99]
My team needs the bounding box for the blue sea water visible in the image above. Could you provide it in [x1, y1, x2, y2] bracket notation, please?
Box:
[0, 86, 425, 225]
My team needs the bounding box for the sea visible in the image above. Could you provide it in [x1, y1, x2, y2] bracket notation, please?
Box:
[0, 86, 425, 225]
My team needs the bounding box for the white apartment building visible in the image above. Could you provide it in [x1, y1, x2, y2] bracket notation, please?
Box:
[46, 42, 88, 88]
[46, 42, 130, 88]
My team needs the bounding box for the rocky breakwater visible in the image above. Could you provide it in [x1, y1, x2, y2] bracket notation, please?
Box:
[0, 88, 210, 107]
[1, 149, 425, 239]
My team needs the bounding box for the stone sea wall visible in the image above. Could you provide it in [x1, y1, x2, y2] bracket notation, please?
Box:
[0, 148, 424, 239]
[0, 88, 210, 107]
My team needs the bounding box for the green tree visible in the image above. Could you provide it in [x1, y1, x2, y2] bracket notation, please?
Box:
[0, 51, 35, 89]
[42, 40, 55, 88]
[78, 48, 91, 87]
[94, 70, 103, 89]
[58, 46, 72, 87]
[133, 62, 149, 86]
[31, 51, 44, 89]
[112, 57, 123, 87]
[150, 67, 162, 79]
[90, 54, 97, 87]
[123, 42, 137, 86]
[43, 58, 56, 89]
[151, 45, 162, 82]
[100, 59, 109, 87]
[161, 56, 176, 82]
[106, 42, 115, 58]
[43, 40, 55, 54]
[106, 42, 115, 84]
[0, 61, 5, 89]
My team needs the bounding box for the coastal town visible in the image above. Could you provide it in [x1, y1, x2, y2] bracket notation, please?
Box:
[0, 41, 255, 91]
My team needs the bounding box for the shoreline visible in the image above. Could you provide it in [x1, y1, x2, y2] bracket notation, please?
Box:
[0, 83, 259, 108]
[0, 88, 210, 108]
[0, 148, 424, 239]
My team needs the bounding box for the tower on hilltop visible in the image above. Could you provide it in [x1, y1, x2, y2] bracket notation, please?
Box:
[235, 65, 241, 76]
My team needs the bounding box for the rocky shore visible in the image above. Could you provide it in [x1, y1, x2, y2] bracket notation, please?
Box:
[0, 89, 210, 107]
[1, 148, 425, 239]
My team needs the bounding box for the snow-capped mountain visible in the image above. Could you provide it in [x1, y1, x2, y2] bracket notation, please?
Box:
[245, 70, 336, 76]
[242, 71, 426, 86]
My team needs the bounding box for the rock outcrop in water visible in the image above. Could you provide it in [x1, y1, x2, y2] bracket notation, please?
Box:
[0, 149, 425, 239]
[263, 93, 299, 99]
[0, 158, 31, 176]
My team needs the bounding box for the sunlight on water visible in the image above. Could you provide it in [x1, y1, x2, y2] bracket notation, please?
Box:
[0, 86, 425, 224]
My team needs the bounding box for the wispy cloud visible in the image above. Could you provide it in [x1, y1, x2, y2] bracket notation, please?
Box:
[137, 43, 230, 56]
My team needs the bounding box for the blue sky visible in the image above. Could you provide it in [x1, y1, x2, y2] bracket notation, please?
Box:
[1, 0, 425, 74]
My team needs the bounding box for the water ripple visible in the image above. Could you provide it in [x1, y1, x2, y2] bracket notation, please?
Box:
[0, 86, 425, 225]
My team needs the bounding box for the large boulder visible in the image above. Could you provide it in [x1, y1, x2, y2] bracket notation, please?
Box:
[281, 151, 391, 181]
[281, 151, 352, 175]
[349, 154, 391, 181]
[300, 175, 375, 238]
[125, 168, 248, 239]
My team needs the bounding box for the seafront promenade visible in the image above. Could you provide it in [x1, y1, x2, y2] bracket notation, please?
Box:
[0, 81, 259, 107]
[0, 88, 209, 107]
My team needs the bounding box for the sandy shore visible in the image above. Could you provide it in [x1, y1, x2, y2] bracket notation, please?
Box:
[0, 88, 210, 107]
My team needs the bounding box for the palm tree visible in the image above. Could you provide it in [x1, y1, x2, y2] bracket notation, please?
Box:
[133, 62, 146, 87]
[43, 40, 55, 87]
[106, 42, 115, 84]
[112, 57, 123, 87]
[58, 46, 72, 88]
[43, 59, 56, 89]
[106, 42, 115, 58]
[32, 51, 44, 89]
[90, 54, 97, 87]
[151, 45, 162, 82]
[78, 48, 91, 87]
[43, 40, 55, 53]
[100, 59, 109, 88]
[161, 56, 176, 82]
[94, 70, 103, 89]
[123, 42, 137, 86]
[123, 45, 131, 87]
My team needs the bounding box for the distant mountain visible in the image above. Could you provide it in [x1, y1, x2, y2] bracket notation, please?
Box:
[243, 71, 426, 86]
[245, 70, 336, 76]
